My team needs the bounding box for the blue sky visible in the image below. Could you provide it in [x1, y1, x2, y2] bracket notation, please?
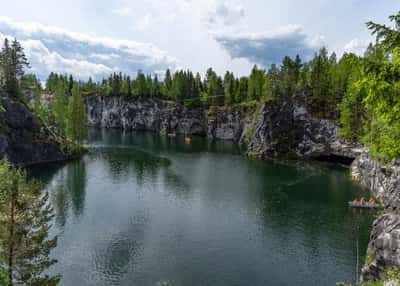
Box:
[0, 0, 399, 80]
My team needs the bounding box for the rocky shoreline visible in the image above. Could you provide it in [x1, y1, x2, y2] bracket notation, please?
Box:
[352, 153, 400, 281]
[85, 93, 399, 282]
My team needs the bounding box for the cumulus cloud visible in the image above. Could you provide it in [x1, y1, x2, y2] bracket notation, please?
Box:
[213, 25, 324, 67]
[343, 38, 369, 56]
[0, 16, 178, 81]
[207, 0, 245, 27]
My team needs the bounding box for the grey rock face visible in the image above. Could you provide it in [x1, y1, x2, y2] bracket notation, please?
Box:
[247, 100, 362, 161]
[0, 93, 69, 166]
[87, 94, 364, 159]
[86, 94, 207, 135]
[352, 154, 400, 281]
[352, 154, 400, 211]
[85, 94, 247, 141]
[361, 213, 400, 282]
[207, 108, 245, 142]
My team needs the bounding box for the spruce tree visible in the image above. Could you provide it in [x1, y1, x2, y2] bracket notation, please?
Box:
[0, 159, 61, 286]
[0, 38, 30, 96]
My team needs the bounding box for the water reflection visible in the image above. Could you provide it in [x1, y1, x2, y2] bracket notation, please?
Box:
[40, 160, 87, 226]
[30, 129, 374, 286]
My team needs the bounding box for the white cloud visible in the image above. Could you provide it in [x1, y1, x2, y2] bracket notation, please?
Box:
[206, 0, 245, 27]
[343, 38, 369, 56]
[112, 7, 133, 17]
[0, 16, 178, 81]
[213, 25, 324, 67]
[23, 39, 113, 79]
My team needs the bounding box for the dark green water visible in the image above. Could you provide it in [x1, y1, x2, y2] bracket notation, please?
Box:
[31, 128, 374, 286]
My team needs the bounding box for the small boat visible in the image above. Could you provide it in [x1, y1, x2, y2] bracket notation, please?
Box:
[348, 202, 380, 209]
[167, 133, 176, 138]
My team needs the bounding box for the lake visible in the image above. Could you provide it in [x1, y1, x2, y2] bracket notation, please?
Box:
[31, 128, 374, 286]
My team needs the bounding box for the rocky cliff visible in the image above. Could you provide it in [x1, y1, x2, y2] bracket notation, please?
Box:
[86, 94, 363, 162]
[246, 99, 363, 163]
[85, 94, 248, 142]
[0, 92, 72, 166]
[352, 154, 400, 281]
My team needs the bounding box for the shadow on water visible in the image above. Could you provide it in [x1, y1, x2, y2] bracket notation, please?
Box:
[31, 159, 88, 227]
[86, 127, 243, 156]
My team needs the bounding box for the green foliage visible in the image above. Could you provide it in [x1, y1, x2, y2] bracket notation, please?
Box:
[52, 81, 69, 134]
[337, 57, 366, 141]
[0, 38, 30, 97]
[32, 98, 55, 129]
[0, 38, 30, 98]
[309, 47, 335, 115]
[337, 11, 400, 162]
[235, 77, 248, 103]
[133, 71, 148, 97]
[248, 65, 265, 101]
[0, 159, 61, 286]
[0, 267, 7, 285]
[366, 11, 400, 52]
[66, 84, 87, 144]
[204, 68, 224, 106]
[337, 267, 400, 286]
[357, 49, 400, 161]
[224, 71, 236, 105]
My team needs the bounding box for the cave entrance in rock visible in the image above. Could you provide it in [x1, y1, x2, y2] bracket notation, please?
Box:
[314, 154, 355, 166]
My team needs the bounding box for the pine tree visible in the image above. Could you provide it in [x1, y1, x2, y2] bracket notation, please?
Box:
[0, 38, 30, 96]
[66, 84, 87, 144]
[0, 159, 61, 286]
